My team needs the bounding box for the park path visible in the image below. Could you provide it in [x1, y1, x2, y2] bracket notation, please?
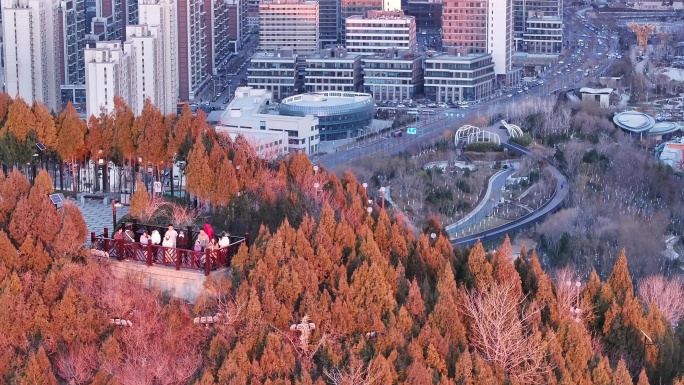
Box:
[445, 168, 514, 234]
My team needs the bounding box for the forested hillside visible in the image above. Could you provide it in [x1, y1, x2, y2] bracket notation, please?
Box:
[1, 94, 684, 384]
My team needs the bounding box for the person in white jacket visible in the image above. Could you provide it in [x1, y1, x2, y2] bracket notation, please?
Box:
[162, 234, 175, 263]
[150, 230, 161, 245]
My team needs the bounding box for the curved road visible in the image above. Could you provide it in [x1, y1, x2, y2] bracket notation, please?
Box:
[445, 168, 514, 234]
[451, 142, 568, 247]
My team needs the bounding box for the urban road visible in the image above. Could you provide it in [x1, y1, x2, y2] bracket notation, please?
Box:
[315, 17, 610, 245]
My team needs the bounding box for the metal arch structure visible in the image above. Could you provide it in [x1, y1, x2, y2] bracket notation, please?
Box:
[455, 125, 481, 145]
[500, 120, 524, 139]
[455, 124, 501, 145]
[466, 131, 500, 145]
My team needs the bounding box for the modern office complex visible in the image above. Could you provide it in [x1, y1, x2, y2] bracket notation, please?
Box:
[340, 0, 383, 43]
[403, 0, 441, 29]
[521, 14, 562, 54]
[442, 0, 515, 83]
[362, 49, 423, 101]
[247, 49, 298, 100]
[345, 10, 416, 56]
[280, 92, 374, 141]
[216, 87, 320, 155]
[513, 0, 562, 51]
[424, 51, 496, 102]
[258, 0, 319, 55]
[319, 0, 339, 47]
[84, 40, 136, 118]
[2, 0, 62, 111]
[305, 48, 363, 93]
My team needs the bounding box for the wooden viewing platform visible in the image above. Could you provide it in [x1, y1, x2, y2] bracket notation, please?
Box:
[90, 223, 248, 276]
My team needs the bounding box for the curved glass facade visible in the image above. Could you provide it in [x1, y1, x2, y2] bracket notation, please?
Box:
[280, 92, 374, 141]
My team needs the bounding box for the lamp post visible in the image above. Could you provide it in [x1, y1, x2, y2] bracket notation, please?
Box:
[98, 155, 106, 192]
[567, 280, 582, 322]
[379, 186, 386, 208]
[362, 182, 368, 195]
[112, 199, 123, 231]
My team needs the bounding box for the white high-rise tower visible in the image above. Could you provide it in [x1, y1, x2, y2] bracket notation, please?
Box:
[136, 0, 178, 114]
[2, 0, 61, 110]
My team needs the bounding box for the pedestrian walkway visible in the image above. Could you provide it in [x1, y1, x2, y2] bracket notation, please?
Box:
[72, 199, 130, 241]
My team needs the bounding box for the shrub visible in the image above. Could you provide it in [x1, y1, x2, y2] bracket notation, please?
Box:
[465, 142, 504, 152]
[510, 133, 533, 147]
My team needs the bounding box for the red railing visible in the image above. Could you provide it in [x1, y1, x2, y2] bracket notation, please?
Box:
[90, 227, 248, 276]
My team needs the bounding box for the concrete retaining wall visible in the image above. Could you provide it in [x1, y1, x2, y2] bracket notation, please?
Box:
[109, 261, 229, 303]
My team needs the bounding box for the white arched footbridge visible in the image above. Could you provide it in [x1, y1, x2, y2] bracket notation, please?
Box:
[455, 125, 501, 146]
[500, 120, 524, 139]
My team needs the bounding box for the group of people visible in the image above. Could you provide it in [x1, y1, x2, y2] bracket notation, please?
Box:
[114, 222, 232, 268]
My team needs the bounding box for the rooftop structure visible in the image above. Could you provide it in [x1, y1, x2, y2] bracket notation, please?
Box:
[660, 138, 684, 170]
[216, 87, 320, 154]
[280, 92, 374, 141]
[612, 111, 656, 138]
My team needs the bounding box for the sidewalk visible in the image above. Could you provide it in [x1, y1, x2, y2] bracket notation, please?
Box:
[73, 199, 130, 241]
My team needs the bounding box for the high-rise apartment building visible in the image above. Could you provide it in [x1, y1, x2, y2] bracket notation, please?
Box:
[340, 0, 382, 43]
[2, 0, 61, 110]
[84, 40, 136, 117]
[226, 0, 247, 51]
[207, 0, 231, 74]
[136, 0, 178, 112]
[59, 0, 87, 86]
[258, 0, 319, 56]
[345, 10, 416, 56]
[442, 0, 514, 81]
[177, 0, 209, 100]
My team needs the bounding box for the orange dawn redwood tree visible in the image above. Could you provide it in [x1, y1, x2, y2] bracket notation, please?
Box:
[55, 102, 87, 191]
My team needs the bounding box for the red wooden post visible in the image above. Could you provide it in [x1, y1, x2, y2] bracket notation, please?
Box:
[146, 239, 153, 267]
[176, 246, 182, 270]
[204, 248, 211, 276]
[91, 232, 96, 244]
[103, 227, 109, 254]
[116, 239, 124, 261]
[132, 219, 138, 237]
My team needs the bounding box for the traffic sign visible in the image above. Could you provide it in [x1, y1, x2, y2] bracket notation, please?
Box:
[154, 181, 162, 193]
[407, 127, 417, 135]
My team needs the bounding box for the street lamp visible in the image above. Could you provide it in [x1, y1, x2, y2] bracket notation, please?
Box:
[362, 182, 368, 195]
[379, 186, 386, 208]
[566, 280, 582, 322]
[111, 199, 123, 231]
[367, 206, 373, 214]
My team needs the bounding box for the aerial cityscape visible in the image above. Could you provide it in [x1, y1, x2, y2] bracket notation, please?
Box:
[1, 0, 684, 382]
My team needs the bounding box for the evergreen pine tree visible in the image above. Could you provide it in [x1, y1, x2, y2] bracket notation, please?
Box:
[608, 249, 634, 306]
